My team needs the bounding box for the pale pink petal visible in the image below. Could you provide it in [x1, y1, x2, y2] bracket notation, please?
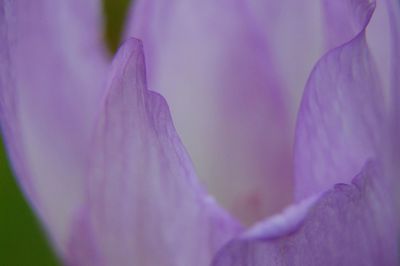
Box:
[213, 2, 398, 264]
[125, 0, 298, 225]
[244, 0, 324, 116]
[67, 39, 241, 266]
[0, 0, 108, 252]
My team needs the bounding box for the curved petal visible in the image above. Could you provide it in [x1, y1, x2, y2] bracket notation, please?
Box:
[212, 161, 398, 266]
[323, 0, 394, 110]
[294, 1, 385, 200]
[212, 2, 397, 264]
[125, 0, 296, 225]
[66, 39, 241, 266]
[321, 0, 376, 48]
[0, 0, 108, 252]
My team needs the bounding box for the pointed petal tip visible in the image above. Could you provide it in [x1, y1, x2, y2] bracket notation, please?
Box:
[119, 37, 144, 52]
[111, 37, 145, 67]
[104, 37, 148, 99]
[67, 32, 241, 265]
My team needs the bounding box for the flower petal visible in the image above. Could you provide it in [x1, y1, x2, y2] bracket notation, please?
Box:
[382, 0, 400, 141]
[366, 0, 392, 103]
[244, 0, 324, 114]
[212, 2, 398, 264]
[321, 0, 376, 48]
[212, 162, 398, 266]
[125, 0, 299, 225]
[0, 0, 107, 251]
[67, 39, 241, 266]
[294, 1, 385, 200]
[381, 0, 400, 217]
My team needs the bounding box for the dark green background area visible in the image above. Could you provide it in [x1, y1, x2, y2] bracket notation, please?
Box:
[0, 0, 131, 265]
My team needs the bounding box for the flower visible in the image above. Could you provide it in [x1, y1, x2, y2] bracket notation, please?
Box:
[0, 0, 399, 265]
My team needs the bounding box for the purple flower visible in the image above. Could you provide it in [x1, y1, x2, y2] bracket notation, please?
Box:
[0, 0, 399, 265]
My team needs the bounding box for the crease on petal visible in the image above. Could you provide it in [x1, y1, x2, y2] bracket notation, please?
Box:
[67, 38, 241, 266]
[0, 0, 108, 253]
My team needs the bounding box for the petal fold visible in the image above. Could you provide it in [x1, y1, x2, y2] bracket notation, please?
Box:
[67, 39, 241, 266]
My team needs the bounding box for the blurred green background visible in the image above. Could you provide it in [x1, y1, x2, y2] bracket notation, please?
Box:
[0, 0, 131, 265]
